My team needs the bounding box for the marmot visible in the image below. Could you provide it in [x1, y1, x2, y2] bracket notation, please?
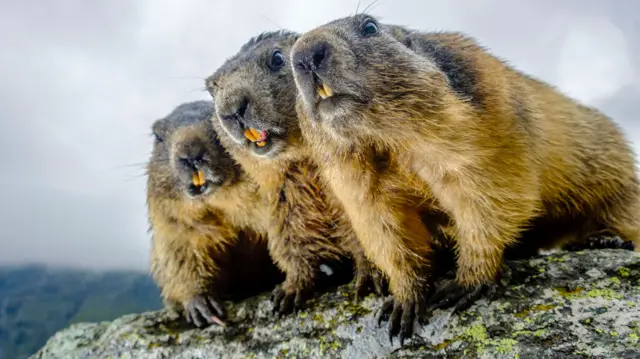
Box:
[205, 30, 387, 315]
[291, 14, 640, 342]
[147, 101, 283, 328]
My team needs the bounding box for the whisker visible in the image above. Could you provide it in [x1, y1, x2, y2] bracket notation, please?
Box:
[171, 75, 207, 81]
[121, 172, 149, 183]
[362, 0, 382, 15]
[186, 86, 209, 95]
[108, 162, 150, 170]
[261, 14, 284, 30]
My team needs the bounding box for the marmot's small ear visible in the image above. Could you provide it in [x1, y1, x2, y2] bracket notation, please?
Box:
[402, 35, 412, 49]
[205, 76, 218, 93]
[387, 25, 413, 49]
[151, 120, 166, 142]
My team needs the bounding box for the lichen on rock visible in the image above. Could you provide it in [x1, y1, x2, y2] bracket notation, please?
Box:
[31, 249, 640, 359]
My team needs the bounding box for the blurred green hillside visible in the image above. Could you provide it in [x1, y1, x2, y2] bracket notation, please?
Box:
[0, 265, 163, 359]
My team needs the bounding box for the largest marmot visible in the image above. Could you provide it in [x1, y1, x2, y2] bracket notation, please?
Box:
[291, 14, 640, 342]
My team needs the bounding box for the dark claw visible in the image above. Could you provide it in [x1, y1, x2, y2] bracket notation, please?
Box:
[370, 270, 389, 297]
[373, 281, 386, 298]
[374, 273, 390, 297]
[425, 280, 461, 311]
[378, 297, 424, 346]
[414, 299, 427, 325]
[426, 279, 498, 313]
[354, 274, 369, 302]
[355, 270, 389, 302]
[185, 294, 227, 328]
[208, 297, 227, 319]
[271, 286, 286, 315]
[294, 289, 308, 309]
[388, 302, 402, 344]
[279, 292, 294, 314]
[190, 309, 205, 328]
[271, 285, 309, 316]
[399, 302, 416, 346]
[377, 298, 394, 327]
[354, 270, 368, 302]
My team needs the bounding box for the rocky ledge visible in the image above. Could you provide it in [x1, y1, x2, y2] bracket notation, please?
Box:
[32, 249, 640, 359]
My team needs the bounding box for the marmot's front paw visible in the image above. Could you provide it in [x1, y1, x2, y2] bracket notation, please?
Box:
[426, 279, 498, 313]
[564, 235, 635, 251]
[377, 296, 426, 346]
[270, 284, 311, 316]
[184, 294, 227, 328]
[354, 267, 388, 302]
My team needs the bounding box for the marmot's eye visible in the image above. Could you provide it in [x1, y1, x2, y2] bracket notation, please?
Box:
[153, 132, 163, 142]
[268, 50, 285, 71]
[361, 19, 378, 36]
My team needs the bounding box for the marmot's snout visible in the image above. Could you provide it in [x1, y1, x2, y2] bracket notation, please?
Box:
[216, 90, 274, 153]
[292, 37, 336, 102]
[217, 95, 251, 141]
[173, 141, 225, 198]
[292, 41, 330, 73]
[219, 96, 249, 125]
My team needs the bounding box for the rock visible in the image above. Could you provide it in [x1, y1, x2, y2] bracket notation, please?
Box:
[31, 250, 640, 359]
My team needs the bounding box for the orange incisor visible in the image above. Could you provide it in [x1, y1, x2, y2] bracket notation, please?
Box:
[191, 170, 206, 186]
[243, 128, 267, 147]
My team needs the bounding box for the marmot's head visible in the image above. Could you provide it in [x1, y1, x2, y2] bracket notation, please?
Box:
[147, 101, 238, 200]
[291, 14, 446, 143]
[207, 30, 301, 160]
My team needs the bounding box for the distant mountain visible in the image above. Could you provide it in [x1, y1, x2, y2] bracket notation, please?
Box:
[0, 265, 163, 359]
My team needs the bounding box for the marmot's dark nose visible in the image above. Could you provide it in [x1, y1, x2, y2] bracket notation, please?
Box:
[181, 155, 204, 170]
[190, 157, 205, 169]
[293, 41, 330, 72]
[179, 143, 207, 169]
[220, 96, 249, 123]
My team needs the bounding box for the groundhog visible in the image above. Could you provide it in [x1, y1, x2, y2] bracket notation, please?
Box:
[291, 14, 640, 342]
[205, 30, 388, 315]
[147, 100, 283, 328]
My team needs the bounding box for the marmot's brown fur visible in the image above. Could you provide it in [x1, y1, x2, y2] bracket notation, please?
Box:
[291, 15, 640, 342]
[206, 30, 387, 315]
[147, 101, 282, 327]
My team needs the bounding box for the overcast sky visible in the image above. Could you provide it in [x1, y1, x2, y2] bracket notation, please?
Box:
[0, 0, 638, 271]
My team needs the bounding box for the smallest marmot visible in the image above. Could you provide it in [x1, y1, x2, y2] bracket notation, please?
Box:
[146, 101, 283, 328]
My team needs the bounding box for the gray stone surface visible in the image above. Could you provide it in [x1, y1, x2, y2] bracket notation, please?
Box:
[31, 249, 640, 358]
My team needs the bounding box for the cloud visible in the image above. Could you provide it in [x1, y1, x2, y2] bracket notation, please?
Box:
[0, 186, 149, 270]
[0, 0, 637, 270]
[556, 17, 635, 105]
